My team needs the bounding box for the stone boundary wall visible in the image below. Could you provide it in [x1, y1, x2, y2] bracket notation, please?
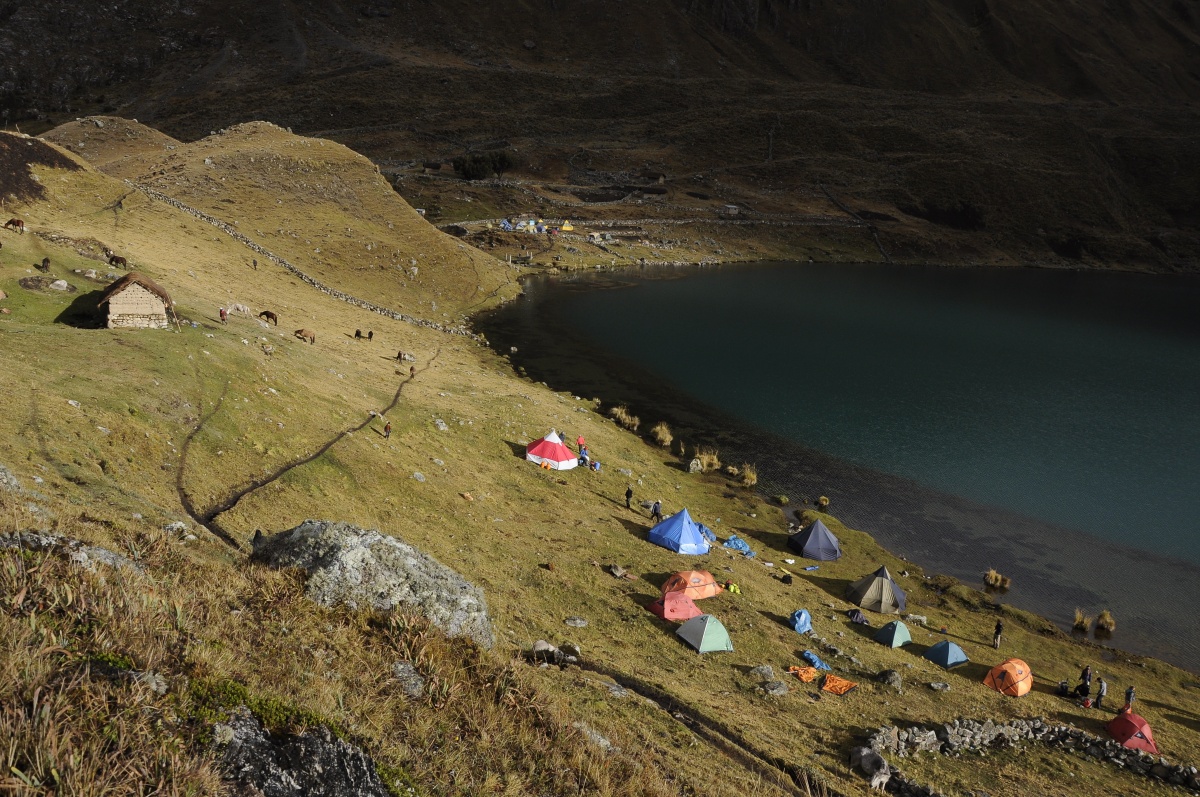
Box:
[866, 717, 1200, 796]
[128, 181, 479, 340]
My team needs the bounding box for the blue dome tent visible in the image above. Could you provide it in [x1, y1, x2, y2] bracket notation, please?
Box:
[647, 508, 712, 555]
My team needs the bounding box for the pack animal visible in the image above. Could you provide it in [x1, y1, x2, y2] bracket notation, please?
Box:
[354, 329, 363, 340]
[107, 252, 128, 268]
[294, 328, 316, 345]
[4, 218, 25, 234]
[228, 303, 253, 316]
[849, 747, 891, 791]
[367, 330, 373, 342]
[36, 257, 50, 272]
[258, 310, 278, 326]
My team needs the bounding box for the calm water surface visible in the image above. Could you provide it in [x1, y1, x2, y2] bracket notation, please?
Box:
[478, 261, 1200, 672]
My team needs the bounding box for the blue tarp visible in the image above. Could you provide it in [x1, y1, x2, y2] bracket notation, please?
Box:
[647, 508, 712, 556]
[722, 534, 756, 557]
[790, 609, 813, 635]
[698, 524, 717, 542]
[801, 650, 831, 671]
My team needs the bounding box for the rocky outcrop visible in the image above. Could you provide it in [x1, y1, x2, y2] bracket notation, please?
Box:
[252, 520, 494, 649]
[0, 531, 141, 573]
[215, 709, 391, 797]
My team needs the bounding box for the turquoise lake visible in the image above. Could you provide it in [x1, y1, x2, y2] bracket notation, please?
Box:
[477, 261, 1200, 672]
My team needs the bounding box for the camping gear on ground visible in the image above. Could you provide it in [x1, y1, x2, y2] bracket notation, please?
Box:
[804, 565, 819, 571]
[1057, 681, 1071, 697]
[984, 659, 1033, 697]
[873, 620, 912, 648]
[1073, 683, 1091, 699]
[660, 570, 723, 600]
[722, 534, 756, 557]
[788, 665, 819, 682]
[723, 581, 741, 594]
[847, 609, 871, 625]
[845, 565, 907, 614]
[821, 674, 858, 695]
[1107, 713, 1159, 754]
[647, 591, 703, 622]
[923, 640, 969, 669]
[526, 431, 578, 470]
[801, 650, 831, 671]
[648, 508, 713, 555]
[676, 614, 733, 653]
[790, 609, 813, 634]
[787, 519, 843, 560]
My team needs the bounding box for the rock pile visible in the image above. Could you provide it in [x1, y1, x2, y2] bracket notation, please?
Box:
[866, 717, 1200, 794]
[251, 520, 494, 649]
[0, 531, 141, 573]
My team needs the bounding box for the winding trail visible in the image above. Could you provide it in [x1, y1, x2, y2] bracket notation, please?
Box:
[177, 351, 439, 549]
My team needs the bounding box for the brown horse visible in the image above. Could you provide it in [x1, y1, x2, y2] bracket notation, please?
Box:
[35, 257, 50, 272]
[108, 254, 128, 268]
[4, 219, 25, 234]
[258, 310, 278, 326]
[294, 328, 316, 345]
[354, 329, 363, 340]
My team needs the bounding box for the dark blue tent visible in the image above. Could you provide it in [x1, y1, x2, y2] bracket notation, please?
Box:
[648, 508, 712, 556]
[787, 519, 842, 561]
[923, 639, 969, 669]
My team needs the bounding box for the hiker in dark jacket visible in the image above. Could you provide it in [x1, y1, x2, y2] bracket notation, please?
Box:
[650, 500, 663, 523]
[993, 620, 1003, 649]
[625, 484, 634, 509]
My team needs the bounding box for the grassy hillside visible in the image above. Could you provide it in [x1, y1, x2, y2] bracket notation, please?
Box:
[2, 125, 1200, 796]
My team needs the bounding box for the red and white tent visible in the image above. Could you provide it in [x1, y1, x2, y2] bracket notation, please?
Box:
[526, 431, 578, 470]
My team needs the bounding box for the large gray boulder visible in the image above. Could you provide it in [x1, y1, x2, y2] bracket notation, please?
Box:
[252, 520, 494, 649]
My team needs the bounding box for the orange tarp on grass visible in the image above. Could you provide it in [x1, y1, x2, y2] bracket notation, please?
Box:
[787, 665, 819, 682]
[821, 674, 858, 695]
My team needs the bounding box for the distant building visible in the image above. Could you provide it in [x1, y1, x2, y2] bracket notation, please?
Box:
[640, 169, 667, 184]
[721, 204, 740, 216]
[97, 273, 173, 329]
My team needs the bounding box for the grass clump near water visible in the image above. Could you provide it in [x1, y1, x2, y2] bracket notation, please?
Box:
[1096, 609, 1116, 633]
[650, 421, 673, 448]
[694, 446, 722, 473]
[1073, 608, 1093, 632]
[739, 463, 758, 488]
[609, 405, 640, 432]
[983, 568, 1012, 590]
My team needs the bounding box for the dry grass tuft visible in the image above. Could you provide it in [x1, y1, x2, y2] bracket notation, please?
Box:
[650, 421, 673, 448]
[608, 405, 640, 432]
[739, 463, 758, 488]
[983, 568, 1012, 590]
[816, 496, 830, 510]
[1096, 609, 1116, 633]
[695, 446, 722, 473]
[1073, 608, 1092, 632]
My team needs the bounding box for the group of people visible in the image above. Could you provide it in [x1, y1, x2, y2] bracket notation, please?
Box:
[1067, 664, 1135, 713]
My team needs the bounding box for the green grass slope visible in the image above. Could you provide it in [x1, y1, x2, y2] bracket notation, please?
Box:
[2, 124, 1199, 797]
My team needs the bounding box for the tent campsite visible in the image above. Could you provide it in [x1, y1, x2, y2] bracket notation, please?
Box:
[1107, 712, 1159, 754]
[845, 565, 907, 613]
[525, 431, 578, 470]
[924, 640, 970, 669]
[660, 570, 723, 601]
[676, 614, 733, 653]
[648, 591, 703, 622]
[873, 620, 912, 648]
[983, 658, 1033, 697]
[787, 519, 842, 560]
[648, 508, 712, 555]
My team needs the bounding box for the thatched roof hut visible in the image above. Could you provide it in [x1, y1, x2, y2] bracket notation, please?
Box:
[98, 272, 174, 329]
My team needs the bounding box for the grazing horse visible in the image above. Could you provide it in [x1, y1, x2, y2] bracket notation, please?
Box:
[258, 310, 278, 326]
[107, 253, 128, 268]
[4, 218, 25, 234]
[367, 330, 373, 342]
[35, 257, 50, 272]
[354, 329, 363, 340]
[294, 328, 316, 345]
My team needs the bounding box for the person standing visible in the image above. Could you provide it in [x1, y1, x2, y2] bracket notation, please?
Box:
[993, 620, 1003, 649]
[219, 307, 228, 324]
[1125, 684, 1136, 709]
[650, 499, 663, 524]
[1095, 677, 1107, 711]
[384, 421, 391, 440]
[625, 484, 634, 509]
[1080, 665, 1092, 688]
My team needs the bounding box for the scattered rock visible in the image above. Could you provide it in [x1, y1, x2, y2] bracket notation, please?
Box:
[412, 472, 426, 482]
[748, 664, 775, 680]
[762, 680, 789, 696]
[573, 722, 616, 754]
[687, 458, 703, 473]
[391, 660, 426, 698]
[564, 616, 588, 628]
[434, 419, 449, 431]
[0, 464, 22, 493]
[134, 670, 169, 695]
[529, 639, 561, 664]
[0, 531, 141, 573]
[929, 682, 951, 692]
[67, 399, 81, 408]
[559, 642, 582, 658]
[49, 279, 71, 291]
[214, 709, 391, 797]
[251, 520, 494, 648]
[523, 39, 537, 49]
[876, 669, 904, 692]
[164, 521, 188, 535]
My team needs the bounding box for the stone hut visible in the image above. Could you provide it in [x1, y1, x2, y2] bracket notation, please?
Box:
[97, 272, 174, 329]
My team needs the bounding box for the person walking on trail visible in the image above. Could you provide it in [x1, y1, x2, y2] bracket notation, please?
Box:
[384, 421, 391, 440]
[625, 484, 634, 509]
[1095, 677, 1107, 711]
[993, 620, 1003, 650]
[650, 499, 663, 524]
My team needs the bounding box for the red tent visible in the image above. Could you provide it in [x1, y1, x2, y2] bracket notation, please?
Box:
[1107, 712, 1159, 754]
[647, 591, 703, 622]
[526, 431, 578, 470]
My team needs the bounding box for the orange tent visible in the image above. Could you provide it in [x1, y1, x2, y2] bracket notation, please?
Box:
[660, 570, 723, 601]
[647, 591, 703, 622]
[983, 658, 1033, 697]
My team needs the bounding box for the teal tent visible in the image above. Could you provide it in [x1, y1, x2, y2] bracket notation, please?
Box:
[923, 639, 969, 669]
[873, 620, 912, 648]
[676, 614, 733, 653]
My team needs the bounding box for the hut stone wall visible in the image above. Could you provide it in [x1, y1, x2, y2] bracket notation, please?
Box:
[107, 283, 169, 329]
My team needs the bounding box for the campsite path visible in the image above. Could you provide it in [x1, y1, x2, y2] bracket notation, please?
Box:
[177, 351, 439, 549]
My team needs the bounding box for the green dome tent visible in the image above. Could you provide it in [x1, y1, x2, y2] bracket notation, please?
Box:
[873, 620, 912, 648]
[845, 565, 907, 614]
[676, 614, 733, 653]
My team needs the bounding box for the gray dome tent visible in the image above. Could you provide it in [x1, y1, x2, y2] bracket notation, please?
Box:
[786, 518, 842, 560]
[845, 566, 906, 614]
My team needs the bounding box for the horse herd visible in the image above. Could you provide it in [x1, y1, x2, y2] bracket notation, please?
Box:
[2, 218, 132, 272]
